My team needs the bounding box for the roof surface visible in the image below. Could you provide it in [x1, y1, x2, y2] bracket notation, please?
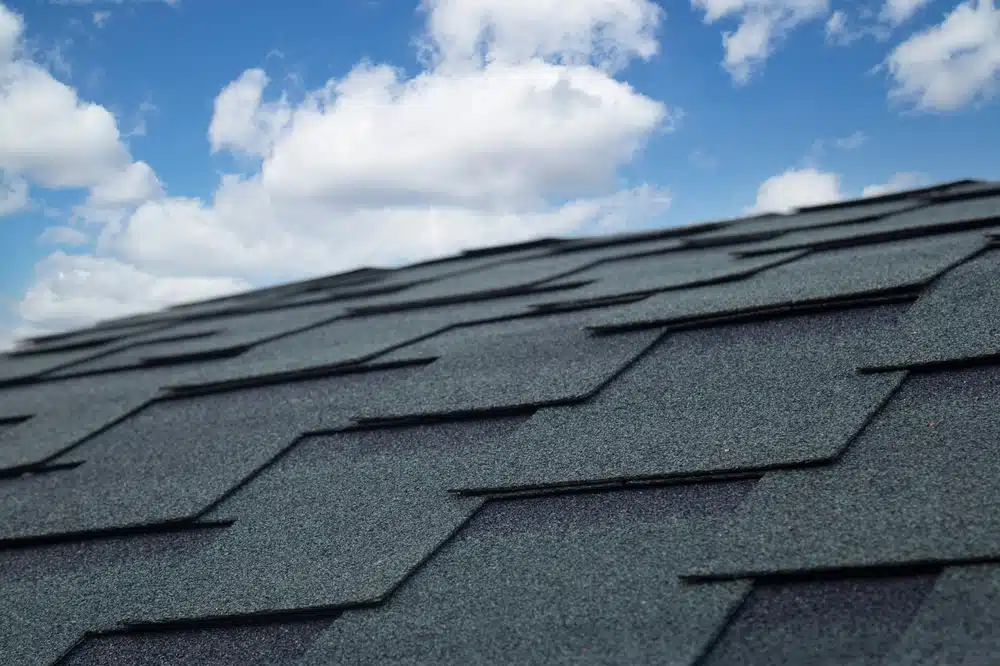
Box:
[4, 178, 1000, 665]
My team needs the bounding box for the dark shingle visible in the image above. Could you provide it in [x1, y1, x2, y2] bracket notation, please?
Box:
[354, 308, 662, 419]
[734, 195, 1000, 255]
[685, 367, 1000, 579]
[0, 364, 425, 540]
[859, 247, 1000, 371]
[593, 232, 987, 332]
[683, 198, 922, 247]
[700, 572, 938, 665]
[886, 563, 1000, 665]
[58, 621, 333, 666]
[132, 418, 525, 621]
[0, 527, 225, 666]
[297, 481, 756, 666]
[455, 306, 905, 493]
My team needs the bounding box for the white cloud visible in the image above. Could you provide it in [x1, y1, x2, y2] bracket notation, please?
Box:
[861, 171, 928, 196]
[881, 0, 931, 25]
[833, 130, 867, 150]
[38, 226, 88, 246]
[4, 0, 678, 335]
[0, 169, 28, 215]
[92, 11, 110, 27]
[16, 252, 247, 334]
[884, 0, 1000, 112]
[692, 0, 830, 84]
[748, 167, 842, 213]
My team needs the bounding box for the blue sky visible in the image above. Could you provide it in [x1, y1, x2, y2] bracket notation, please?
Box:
[1, 0, 999, 345]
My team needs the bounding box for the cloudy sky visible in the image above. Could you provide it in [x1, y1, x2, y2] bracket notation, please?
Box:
[1, 0, 999, 347]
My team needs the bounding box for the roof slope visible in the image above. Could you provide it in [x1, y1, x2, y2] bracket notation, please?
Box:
[4, 178, 1000, 665]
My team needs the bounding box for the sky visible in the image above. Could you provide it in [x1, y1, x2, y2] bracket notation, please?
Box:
[0, 0, 998, 348]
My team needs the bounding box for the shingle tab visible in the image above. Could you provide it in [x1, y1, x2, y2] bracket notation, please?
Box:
[299, 482, 755, 666]
[700, 572, 937, 665]
[0, 365, 425, 540]
[734, 195, 1000, 255]
[356, 308, 662, 418]
[686, 367, 1000, 579]
[456, 306, 905, 493]
[133, 419, 524, 621]
[593, 232, 987, 331]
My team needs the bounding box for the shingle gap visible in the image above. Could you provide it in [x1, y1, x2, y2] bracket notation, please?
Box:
[452, 470, 766, 499]
[682, 557, 989, 585]
[0, 519, 233, 552]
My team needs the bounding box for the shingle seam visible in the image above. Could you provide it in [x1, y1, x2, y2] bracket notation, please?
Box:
[163, 357, 438, 399]
[0, 460, 84, 480]
[679, 230, 787, 249]
[345, 279, 595, 315]
[733, 217, 1000, 257]
[547, 221, 732, 254]
[589, 288, 921, 336]
[119, 605, 352, 633]
[449, 470, 767, 499]
[681, 557, 989, 585]
[49, 344, 253, 382]
[689, 585, 756, 666]
[0, 519, 233, 552]
[531, 249, 810, 313]
[858, 351, 1000, 375]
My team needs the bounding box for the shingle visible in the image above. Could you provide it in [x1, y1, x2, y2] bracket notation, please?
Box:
[347, 237, 686, 314]
[0, 364, 425, 540]
[700, 572, 938, 665]
[455, 306, 905, 493]
[57, 620, 333, 666]
[160, 285, 594, 391]
[593, 232, 987, 332]
[733, 195, 1000, 255]
[683, 199, 922, 247]
[524, 248, 802, 306]
[886, 563, 1000, 665]
[355, 308, 663, 419]
[685, 367, 1000, 580]
[47, 300, 350, 379]
[858, 248, 1000, 371]
[298, 481, 756, 666]
[0, 526, 226, 666]
[928, 180, 1000, 203]
[131, 418, 525, 621]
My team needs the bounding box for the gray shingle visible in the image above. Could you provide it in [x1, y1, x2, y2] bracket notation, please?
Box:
[524, 248, 801, 305]
[0, 364, 425, 540]
[455, 306, 905, 493]
[859, 248, 1000, 371]
[132, 418, 525, 621]
[685, 367, 1000, 580]
[886, 564, 1000, 665]
[594, 232, 988, 332]
[683, 198, 922, 247]
[58, 620, 333, 666]
[159, 286, 594, 391]
[348, 237, 685, 314]
[0, 527, 226, 666]
[700, 572, 937, 665]
[299, 481, 755, 666]
[357, 308, 663, 419]
[734, 195, 1000, 255]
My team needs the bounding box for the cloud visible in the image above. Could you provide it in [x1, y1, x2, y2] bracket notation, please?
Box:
[0, 170, 28, 215]
[92, 11, 111, 27]
[748, 167, 842, 213]
[692, 0, 830, 84]
[884, 0, 1000, 112]
[5, 0, 677, 340]
[861, 171, 928, 196]
[880, 0, 931, 25]
[833, 130, 867, 150]
[38, 226, 88, 246]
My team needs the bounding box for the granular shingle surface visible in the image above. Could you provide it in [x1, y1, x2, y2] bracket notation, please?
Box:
[4, 179, 1000, 665]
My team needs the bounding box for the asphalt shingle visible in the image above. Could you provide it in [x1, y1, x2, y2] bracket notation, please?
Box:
[685, 367, 1000, 579]
[299, 481, 756, 666]
[593, 232, 988, 332]
[455, 306, 905, 493]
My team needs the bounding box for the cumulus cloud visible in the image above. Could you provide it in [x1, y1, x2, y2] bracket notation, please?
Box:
[38, 226, 87, 246]
[748, 167, 842, 213]
[880, 0, 931, 25]
[884, 0, 1000, 111]
[5, 0, 677, 340]
[862, 171, 928, 196]
[692, 0, 830, 83]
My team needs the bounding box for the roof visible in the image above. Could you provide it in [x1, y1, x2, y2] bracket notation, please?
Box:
[4, 178, 1000, 665]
